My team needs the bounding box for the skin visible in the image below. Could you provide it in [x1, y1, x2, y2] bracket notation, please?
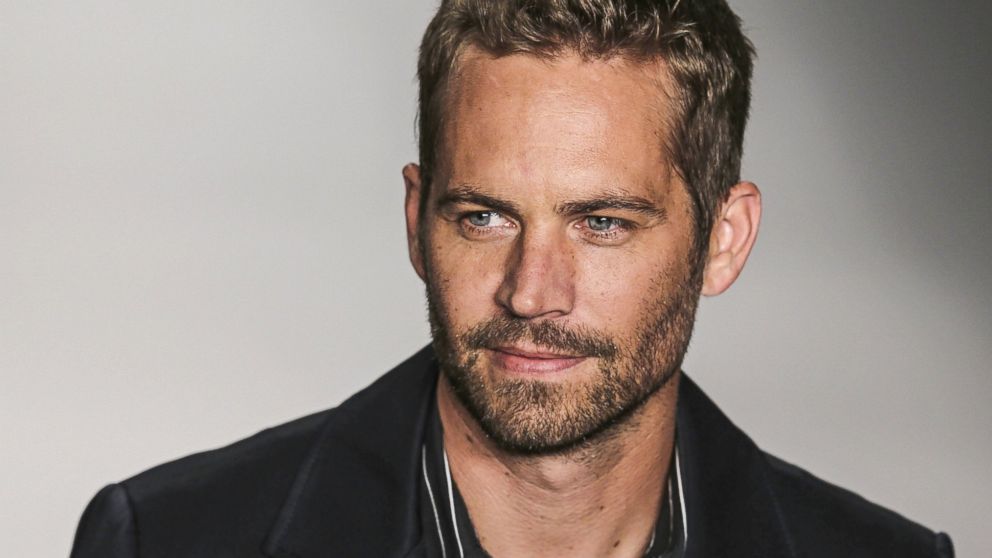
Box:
[403, 48, 761, 558]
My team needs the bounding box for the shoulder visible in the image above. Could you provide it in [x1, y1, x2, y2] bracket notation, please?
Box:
[120, 348, 436, 520]
[124, 408, 329, 505]
[676, 374, 953, 557]
[78, 409, 333, 557]
[760, 452, 954, 558]
[72, 347, 439, 556]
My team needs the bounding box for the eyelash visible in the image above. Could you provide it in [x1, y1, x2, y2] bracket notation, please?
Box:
[459, 211, 514, 237]
[581, 216, 630, 238]
[457, 211, 634, 243]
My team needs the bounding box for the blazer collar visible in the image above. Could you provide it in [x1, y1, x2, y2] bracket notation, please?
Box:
[264, 347, 795, 558]
[676, 375, 796, 558]
[263, 346, 438, 558]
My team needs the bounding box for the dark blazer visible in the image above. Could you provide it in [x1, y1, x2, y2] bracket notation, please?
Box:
[72, 346, 954, 557]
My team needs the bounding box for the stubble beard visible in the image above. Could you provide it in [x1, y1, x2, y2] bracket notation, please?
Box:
[426, 263, 703, 456]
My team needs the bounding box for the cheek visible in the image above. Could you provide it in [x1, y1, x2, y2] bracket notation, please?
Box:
[573, 261, 657, 331]
[570, 241, 686, 333]
[425, 227, 506, 326]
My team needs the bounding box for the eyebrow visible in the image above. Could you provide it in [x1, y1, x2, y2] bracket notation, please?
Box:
[437, 185, 523, 217]
[437, 184, 667, 221]
[557, 192, 668, 221]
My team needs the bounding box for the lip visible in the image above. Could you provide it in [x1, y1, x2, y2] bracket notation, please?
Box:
[488, 346, 588, 375]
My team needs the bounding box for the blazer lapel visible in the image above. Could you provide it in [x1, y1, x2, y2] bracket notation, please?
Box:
[677, 375, 796, 558]
[263, 346, 438, 558]
[263, 348, 796, 558]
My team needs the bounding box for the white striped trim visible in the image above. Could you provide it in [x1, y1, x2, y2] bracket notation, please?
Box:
[674, 445, 689, 547]
[644, 467, 675, 556]
[442, 449, 466, 558]
[421, 445, 448, 558]
[645, 526, 657, 554]
[667, 472, 675, 546]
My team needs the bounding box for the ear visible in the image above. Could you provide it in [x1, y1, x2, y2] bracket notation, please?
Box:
[403, 163, 428, 282]
[701, 181, 762, 296]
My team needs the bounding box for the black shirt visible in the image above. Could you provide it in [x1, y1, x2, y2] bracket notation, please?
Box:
[418, 398, 687, 558]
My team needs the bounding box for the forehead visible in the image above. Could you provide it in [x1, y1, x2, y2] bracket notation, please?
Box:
[438, 48, 675, 201]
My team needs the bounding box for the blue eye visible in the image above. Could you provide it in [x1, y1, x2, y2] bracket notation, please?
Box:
[467, 212, 494, 226]
[465, 211, 510, 228]
[586, 216, 623, 232]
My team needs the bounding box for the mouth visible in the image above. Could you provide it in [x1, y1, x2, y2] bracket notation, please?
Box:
[488, 345, 588, 375]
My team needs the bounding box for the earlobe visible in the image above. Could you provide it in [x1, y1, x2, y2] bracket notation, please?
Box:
[403, 163, 428, 282]
[701, 182, 761, 296]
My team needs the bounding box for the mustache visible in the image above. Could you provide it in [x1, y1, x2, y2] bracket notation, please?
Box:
[461, 316, 619, 360]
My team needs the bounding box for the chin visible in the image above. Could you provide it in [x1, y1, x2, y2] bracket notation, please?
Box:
[443, 356, 672, 455]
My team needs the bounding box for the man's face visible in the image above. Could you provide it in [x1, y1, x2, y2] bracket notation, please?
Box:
[409, 49, 702, 454]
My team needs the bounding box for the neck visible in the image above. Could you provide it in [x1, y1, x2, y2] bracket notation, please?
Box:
[436, 373, 679, 558]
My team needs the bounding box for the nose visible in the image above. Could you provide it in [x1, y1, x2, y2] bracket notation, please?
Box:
[495, 228, 576, 319]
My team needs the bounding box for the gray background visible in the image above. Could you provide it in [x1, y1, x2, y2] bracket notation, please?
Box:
[2, 1, 989, 556]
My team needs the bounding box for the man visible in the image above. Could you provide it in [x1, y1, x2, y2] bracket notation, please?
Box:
[71, 1, 953, 556]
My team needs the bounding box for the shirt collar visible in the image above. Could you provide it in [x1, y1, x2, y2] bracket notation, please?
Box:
[418, 395, 688, 558]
